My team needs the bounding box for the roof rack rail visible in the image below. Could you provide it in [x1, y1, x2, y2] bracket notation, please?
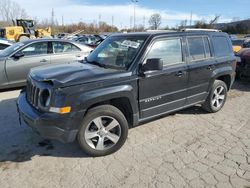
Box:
[146, 29, 176, 32]
[181, 28, 222, 32]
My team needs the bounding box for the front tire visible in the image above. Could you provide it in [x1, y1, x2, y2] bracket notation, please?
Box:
[202, 80, 228, 113]
[78, 105, 128, 157]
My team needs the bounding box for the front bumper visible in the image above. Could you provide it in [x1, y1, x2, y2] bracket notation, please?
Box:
[17, 92, 84, 143]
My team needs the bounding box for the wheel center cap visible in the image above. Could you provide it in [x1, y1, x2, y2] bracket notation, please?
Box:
[99, 129, 108, 137]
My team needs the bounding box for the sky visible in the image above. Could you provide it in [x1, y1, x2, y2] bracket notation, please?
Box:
[11, 0, 250, 29]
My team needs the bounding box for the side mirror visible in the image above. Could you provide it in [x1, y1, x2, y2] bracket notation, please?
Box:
[12, 51, 25, 59]
[142, 58, 163, 73]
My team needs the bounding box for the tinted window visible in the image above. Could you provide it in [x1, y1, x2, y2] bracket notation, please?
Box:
[204, 38, 212, 58]
[0, 44, 9, 50]
[21, 42, 48, 56]
[213, 36, 231, 57]
[146, 38, 183, 66]
[53, 42, 81, 53]
[188, 37, 203, 60]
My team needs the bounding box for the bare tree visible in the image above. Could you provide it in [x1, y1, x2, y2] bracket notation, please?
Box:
[148, 13, 161, 30]
[0, 0, 28, 23]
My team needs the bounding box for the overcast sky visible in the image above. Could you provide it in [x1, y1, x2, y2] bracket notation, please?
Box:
[12, 0, 250, 29]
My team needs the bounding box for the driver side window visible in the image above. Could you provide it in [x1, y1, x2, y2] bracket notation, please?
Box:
[145, 38, 183, 67]
[20, 42, 48, 56]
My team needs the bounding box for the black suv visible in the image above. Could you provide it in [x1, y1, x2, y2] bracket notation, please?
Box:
[17, 30, 236, 156]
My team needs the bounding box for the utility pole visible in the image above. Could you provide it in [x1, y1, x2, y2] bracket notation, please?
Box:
[112, 15, 114, 27]
[130, 16, 132, 30]
[98, 14, 102, 28]
[190, 11, 193, 27]
[143, 15, 145, 29]
[62, 15, 64, 26]
[51, 8, 55, 34]
[131, 0, 138, 31]
[111, 16, 114, 32]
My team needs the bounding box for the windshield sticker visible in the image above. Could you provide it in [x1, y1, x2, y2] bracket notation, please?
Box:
[121, 40, 140, 49]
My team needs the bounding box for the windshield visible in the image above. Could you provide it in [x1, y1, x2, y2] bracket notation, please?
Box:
[86, 36, 147, 70]
[0, 42, 25, 56]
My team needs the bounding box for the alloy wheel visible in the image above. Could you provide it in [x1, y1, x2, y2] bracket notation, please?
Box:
[84, 116, 121, 151]
[212, 86, 225, 108]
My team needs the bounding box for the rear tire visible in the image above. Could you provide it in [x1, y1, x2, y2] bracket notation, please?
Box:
[78, 105, 128, 157]
[202, 80, 228, 113]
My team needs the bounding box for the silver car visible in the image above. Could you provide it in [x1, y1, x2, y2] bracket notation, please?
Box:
[0, 39, 93, 89]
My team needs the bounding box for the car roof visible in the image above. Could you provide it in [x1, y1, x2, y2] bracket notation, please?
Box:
[19, 38, 79, 44]
[111, 30, 228, 38]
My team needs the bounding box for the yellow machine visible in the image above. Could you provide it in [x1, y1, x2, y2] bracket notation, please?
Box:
[233, 45, 242, 54]
[0, 19, 51, 42]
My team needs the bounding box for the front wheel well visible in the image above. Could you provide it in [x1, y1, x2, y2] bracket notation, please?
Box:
[86, 97, 134, 128]
[216, 75, 231, 91]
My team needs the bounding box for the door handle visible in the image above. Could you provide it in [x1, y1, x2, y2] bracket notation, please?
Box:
[40, 59, 48, 63]
[175, 71, 184, 77]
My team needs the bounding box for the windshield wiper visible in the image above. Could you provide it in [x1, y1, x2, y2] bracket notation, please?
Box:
[84, 57, 107, 68]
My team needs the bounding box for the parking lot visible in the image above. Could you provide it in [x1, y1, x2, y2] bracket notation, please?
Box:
[0, 81, 250, 188]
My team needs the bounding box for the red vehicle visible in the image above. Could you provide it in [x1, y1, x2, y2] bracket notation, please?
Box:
[236, 48, 250, 79]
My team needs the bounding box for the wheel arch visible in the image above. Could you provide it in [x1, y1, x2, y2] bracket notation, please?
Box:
[77, 85, 139, 127]
[210, 67, 234, 91]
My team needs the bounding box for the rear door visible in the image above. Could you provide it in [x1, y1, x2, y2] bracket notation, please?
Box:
[5, 41, 50, 86]
[139, 37, 188, 120]
[186, 35, 215, 105]
[50, 41, 82, 64]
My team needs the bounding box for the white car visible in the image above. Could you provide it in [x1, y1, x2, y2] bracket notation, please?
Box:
[0, 39, 13, 51]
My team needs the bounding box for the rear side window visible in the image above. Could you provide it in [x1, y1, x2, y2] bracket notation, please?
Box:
[146, 38, 183, 66]
[213, 36, 231, 57]
[187, 36, 211, 61]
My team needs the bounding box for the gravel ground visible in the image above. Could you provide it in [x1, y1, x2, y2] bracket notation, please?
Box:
[0, 81, 250, 188]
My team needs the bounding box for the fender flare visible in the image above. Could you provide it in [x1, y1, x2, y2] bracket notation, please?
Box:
[77, 85, 138, 115]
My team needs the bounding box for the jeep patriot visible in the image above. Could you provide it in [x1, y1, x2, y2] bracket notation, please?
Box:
[17, 30, 236, 156]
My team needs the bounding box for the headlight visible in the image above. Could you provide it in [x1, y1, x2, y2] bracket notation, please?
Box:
[40, 89, 51, 107]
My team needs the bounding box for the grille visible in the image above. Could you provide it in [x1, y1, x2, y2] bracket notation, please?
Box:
[27, 80, 40, 108]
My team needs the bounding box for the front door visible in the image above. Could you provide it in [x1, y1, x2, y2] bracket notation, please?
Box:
[139, 37, 188, 120]
[5, 41, 50, 86]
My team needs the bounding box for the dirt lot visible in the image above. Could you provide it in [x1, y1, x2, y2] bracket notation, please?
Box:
[0, 81, 250, 188]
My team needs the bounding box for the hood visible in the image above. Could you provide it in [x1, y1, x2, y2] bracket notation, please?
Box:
[237, 48, 250, 59]
[30, 62, 126, 88]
